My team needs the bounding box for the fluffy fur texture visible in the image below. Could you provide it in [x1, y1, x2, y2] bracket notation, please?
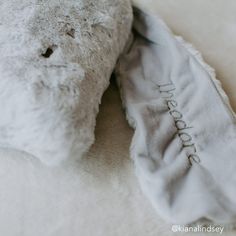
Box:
[0, 0, 132, 165]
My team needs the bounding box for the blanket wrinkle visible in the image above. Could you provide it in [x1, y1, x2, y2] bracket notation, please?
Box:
[115, 6, 236, 226]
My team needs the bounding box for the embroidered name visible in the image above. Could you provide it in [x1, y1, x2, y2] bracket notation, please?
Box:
[157, 81, 200, 166]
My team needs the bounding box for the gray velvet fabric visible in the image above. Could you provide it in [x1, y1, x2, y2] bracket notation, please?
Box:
[116, 8, 236, 225]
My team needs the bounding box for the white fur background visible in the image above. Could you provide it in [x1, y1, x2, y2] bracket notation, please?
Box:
[0, 0, 236, 235]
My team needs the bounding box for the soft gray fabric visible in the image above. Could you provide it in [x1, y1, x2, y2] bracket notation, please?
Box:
[0, 0, 132, 165]
[115, 8, 236, 225]
[0, 0, 236, 231]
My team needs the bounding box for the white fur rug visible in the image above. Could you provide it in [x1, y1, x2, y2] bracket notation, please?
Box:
[0, 0, 236, 235]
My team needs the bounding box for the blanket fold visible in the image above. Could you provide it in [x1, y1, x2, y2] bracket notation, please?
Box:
[115, 7, 236, 225]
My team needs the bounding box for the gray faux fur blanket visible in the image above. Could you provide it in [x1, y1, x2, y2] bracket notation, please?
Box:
[0, 1, 236, 227]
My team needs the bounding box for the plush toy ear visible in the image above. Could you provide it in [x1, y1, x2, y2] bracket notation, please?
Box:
[116, 7, 236, 225]
[0, 0, 133, 165]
